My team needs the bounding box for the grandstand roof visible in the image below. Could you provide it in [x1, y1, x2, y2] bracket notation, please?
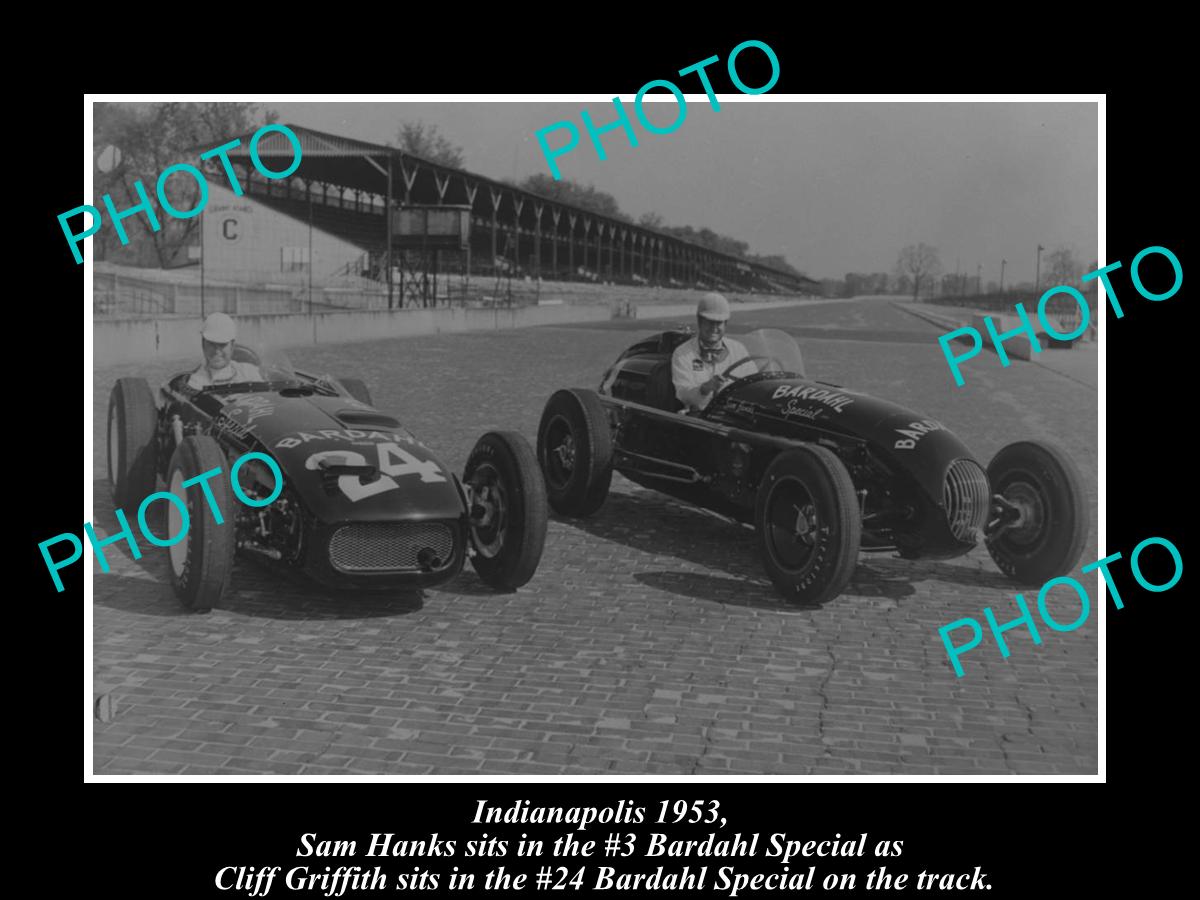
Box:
[222, 124, 816, 290]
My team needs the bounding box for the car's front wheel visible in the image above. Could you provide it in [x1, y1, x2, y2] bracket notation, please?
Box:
[107, 377, 158, 509]
[465, 431, 548, 591]
[985, 440, 1088, 584]
[166, 435, 236, 612]
[537, 389, 613, 517]
[755, 445, 861, 605]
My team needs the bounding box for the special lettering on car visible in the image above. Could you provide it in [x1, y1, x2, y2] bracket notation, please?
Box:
[771, 384, 854, 413]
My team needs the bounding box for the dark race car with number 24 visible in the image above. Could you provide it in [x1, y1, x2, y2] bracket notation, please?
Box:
[106, 345, 547, 611]
[536, 328, 1087, 606]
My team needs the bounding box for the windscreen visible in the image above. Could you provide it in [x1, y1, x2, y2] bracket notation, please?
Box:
[731, 329, 807, 379]
[245, 344, 299, 383]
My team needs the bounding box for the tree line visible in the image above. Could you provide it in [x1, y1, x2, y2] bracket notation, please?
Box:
[818, 243, 1093, 301]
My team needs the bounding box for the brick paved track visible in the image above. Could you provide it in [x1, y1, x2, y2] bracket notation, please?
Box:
[91, 298, 1098, 775]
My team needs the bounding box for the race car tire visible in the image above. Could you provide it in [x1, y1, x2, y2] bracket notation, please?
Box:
[165, 435, 236, 612]
[537, 388, 613, 517]
[985, 440, 1087, 584]
[339, 376, 373, 407]
[465, 431, 548, 591]
[755, 445, 861, 605]
[107, 377, 158, 509]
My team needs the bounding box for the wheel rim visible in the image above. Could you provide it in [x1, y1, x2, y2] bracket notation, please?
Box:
[469, 462, 508, 558]
[764, 475, 820, 572]
[543, 414, 577, 490]
[998, 475, 1047, 549]
[168, 467, 189, 577]
[108, 402, 120, 489]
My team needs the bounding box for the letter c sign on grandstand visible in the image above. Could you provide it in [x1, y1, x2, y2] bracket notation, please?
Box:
[58, 123, 302, 264]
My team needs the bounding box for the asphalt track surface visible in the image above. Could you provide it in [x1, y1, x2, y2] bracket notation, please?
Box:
[90, 297, 1099, 775]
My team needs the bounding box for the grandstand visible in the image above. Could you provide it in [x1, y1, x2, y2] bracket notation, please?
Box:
[99, 124, 821, 316]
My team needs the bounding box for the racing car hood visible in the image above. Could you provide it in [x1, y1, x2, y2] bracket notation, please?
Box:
[721, 376, 979, 499]
[215, 391, 464, 522]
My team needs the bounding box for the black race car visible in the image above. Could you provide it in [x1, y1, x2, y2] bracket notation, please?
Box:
[536, 328, 1087, 605]
[106, 345, 547, 611]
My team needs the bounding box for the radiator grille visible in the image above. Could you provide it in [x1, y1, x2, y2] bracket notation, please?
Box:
[943, 459, 990, 541]
[328, 522, 455, 573]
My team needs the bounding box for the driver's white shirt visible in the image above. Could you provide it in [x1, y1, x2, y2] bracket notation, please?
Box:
[187, 361, 263, 389]
[672, 336, 749, 412]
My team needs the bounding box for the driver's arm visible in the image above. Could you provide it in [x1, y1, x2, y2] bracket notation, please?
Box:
[672, 346, 707, 411]
[186, 367, 208, 390]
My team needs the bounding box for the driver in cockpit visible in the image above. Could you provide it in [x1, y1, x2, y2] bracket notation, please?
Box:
[672, 293, 749, 413]
[187, 313, 263, 389]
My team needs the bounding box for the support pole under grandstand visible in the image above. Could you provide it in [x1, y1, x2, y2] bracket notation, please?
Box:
[308, 191, 314, 314]
[386, 157, 394, 310]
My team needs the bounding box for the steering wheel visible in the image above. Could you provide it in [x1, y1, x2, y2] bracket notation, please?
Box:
[719, 355, 785, 380]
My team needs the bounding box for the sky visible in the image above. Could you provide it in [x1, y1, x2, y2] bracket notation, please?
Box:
[263, 100, 1097, 282]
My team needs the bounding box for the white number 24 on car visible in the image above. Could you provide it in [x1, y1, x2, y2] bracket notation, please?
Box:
[305, 442, 446, 502]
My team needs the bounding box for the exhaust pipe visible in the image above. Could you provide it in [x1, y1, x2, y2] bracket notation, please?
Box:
[417, 547, 442, 571]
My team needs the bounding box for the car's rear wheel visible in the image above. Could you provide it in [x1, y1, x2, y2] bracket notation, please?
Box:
[339, 376, 372, 406]
[166, 436, 236, 612]
[985, 440, 1087, 584]
[107, 377, 158, 509]
[755, 445, 861, 605]
[465, 431, 548, 591]
[537, 389, 613, 517]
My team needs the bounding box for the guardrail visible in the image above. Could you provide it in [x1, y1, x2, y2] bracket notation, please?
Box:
[929, 289, 1098, 314]
[93, 271, 543, 318]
